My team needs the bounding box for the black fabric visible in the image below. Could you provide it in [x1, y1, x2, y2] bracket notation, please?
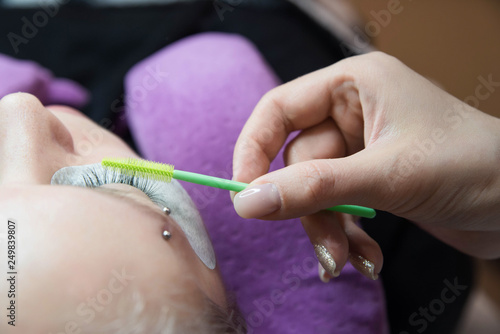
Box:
[362, 212, 473, 334]
[0, 2, 473, 333]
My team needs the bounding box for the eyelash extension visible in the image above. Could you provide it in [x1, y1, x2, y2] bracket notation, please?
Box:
[81, 165, 164, 204]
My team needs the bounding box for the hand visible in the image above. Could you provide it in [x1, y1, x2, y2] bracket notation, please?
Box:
[232, 52, 500, 281]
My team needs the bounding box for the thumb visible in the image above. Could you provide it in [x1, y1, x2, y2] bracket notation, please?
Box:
[233, 149, 392, 220]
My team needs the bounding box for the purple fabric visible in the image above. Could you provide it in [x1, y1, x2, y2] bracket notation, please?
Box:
[0, 54, 88, 108]
[125, 33, 389, 334]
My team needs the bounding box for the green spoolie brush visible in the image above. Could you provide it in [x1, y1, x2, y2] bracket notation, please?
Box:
[101, 157, 376, 219]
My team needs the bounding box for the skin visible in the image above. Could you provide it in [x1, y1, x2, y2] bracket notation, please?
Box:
[0, 93, 226, 333]
[232, 52, 500, 280]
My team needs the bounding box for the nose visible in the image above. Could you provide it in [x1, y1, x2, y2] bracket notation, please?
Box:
[0, 93, 75, 184]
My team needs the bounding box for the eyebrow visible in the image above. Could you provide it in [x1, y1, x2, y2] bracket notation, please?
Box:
[91, 186, 168, 222]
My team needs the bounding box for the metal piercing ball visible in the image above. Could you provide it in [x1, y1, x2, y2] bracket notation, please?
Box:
[162, 230, 172, 240]
[162, 207, 171, 215]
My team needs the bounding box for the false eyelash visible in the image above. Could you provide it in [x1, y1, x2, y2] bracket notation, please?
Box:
[81, 165, 164, 205]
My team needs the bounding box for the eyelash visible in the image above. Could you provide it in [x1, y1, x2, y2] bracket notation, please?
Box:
[81, 166, 164, 204]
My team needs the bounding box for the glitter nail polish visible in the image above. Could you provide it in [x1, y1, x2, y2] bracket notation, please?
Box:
[314, 244, 339, 278]
[349, 253, 378, 280]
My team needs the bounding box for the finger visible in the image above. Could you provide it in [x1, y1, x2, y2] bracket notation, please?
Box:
[232, 63, 364, 185]
[342, 216, 383, 280]
[284, 118, 346, 165]
[231, 72, 341, 202]
[306, 213, 382, 282]
[234, 146, 391, 219]
[285, 121, 375, 283]
[301, 211, 349, 279]
[234, 118, 345, 203]
[233, 52, 416, 187]
[318, 262, 333, 283]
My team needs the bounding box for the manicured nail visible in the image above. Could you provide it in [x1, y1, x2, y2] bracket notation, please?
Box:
[314, 244, 340, 278]
[234, 183, 281, 218]
[349, 253, 378, 280]
[318, 262, 331, 283]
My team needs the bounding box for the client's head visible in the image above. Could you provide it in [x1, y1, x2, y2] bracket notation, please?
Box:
[0, 93, 244, 333]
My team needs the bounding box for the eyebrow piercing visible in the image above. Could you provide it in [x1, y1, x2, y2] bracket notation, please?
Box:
[162, 230, 172, 240]
[162, 207, 172, 240]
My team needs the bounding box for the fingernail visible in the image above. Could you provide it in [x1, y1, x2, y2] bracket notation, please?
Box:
[234, 183, 281, 218]
[349, 253, 378, 280]
[314, 244, 340, 278]
[318, 262, 331, 283]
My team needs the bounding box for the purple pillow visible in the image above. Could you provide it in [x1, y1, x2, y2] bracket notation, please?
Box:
[0, 54, 88, 108]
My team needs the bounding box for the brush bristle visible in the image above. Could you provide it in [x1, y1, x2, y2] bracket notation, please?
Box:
[101, 157, 175, 183]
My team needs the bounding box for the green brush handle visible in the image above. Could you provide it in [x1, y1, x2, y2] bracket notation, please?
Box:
[173, 170, 376, 219]
[173, 170, 248, 192]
